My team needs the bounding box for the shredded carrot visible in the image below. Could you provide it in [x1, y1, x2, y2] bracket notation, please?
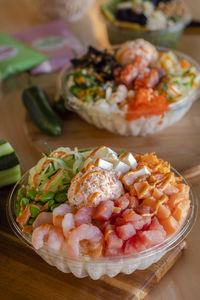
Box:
[75, 77, 86, 84]
[179, 60, 190, 69]
[43, 168, 65, 193]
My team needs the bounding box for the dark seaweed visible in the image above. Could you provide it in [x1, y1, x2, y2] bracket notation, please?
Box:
[71, 46, 119, 81]
[116, 8, 147, 25]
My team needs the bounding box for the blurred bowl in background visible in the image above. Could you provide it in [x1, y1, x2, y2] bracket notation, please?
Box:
[28, 0, 95, 22]
[101, 0, 191, 48]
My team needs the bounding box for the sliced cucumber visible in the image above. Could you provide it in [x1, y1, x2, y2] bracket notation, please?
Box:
[0, 140, 15, 157]
[0, 140, 21, 188]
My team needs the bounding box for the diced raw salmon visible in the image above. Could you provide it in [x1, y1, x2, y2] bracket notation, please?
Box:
[160, 216, 179, 236]
[134, 182, 151, 199]
[172, 199, 190, 223]
[129, 185, 137, 196]
[141, 197, 156, 209]
[122, 209, 151, 230]
[168, 193, 185, 210]
[115, 217, 125, 226]
[115, 194, 129, 210]
[127, 195, 139, 209]
[157, 204, 171, 220]
[138, 230, 165, 248]
[93, 200, 114, 221]
[152, 188, 163, 200]
[116, 223, 136, 240]
[135, 205, 151, 215]
[123, 236, 146, 255]
[148, 217, 166, 237]
[177, 183, 190, 197]
[105, 230, 123, 249]
[163, 184, 179, 195]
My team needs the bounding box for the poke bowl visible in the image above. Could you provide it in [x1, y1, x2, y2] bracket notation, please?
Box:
[101, 0, 191, 47]
[7, 146, 197, 279]
[60, 39, 200, 136]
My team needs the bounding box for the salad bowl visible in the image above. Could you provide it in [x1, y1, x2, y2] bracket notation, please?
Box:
[60, 42, 200, 136]
[7, 147, 198, 279]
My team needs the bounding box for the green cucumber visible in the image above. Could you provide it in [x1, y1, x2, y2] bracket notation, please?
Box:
[22, 86, 63, 136]
[0, 140, 21, 187]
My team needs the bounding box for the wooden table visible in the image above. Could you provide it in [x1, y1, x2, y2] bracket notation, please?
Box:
[0, 1, 200, 299]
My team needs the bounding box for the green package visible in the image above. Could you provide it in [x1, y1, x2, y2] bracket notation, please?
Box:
[0, 33, 49, 79]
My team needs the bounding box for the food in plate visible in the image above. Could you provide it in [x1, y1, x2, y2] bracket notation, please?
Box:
[15, 146, 192, 268]
[61, 39, 200, 136]
[101, 0, 191, 47]
[109, 0, 189, 31]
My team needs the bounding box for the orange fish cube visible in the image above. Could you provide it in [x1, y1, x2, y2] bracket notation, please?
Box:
[160, 216, 179, 236]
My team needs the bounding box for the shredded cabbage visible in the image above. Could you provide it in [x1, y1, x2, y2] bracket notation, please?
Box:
[28, 147, 92, 193]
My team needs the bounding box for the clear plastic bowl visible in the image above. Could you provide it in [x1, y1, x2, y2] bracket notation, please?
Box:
[60, 47, 200, 136]
[101, 0, 191, 47]
[7, 164, 198, 279]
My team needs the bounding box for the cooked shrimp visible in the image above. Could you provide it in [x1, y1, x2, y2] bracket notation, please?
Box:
[62, 213, 75, 238]
[47, 226, 65, 252]
[116, 39, 158, 66]
[67, 224, 103, 259]
[32, 224, 65, 252]
[32, 212, 53, 229]
[74, 207, 93, 227]
[53, 203, 75, 227]
[32, 224, 52, 250]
